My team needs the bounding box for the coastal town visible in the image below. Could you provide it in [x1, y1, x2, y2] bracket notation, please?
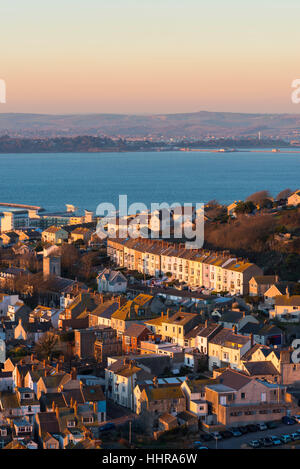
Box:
[0, 190, 300, 449]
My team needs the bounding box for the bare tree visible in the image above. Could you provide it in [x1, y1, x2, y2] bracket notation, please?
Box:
[276, 188, 292, 200]
[35, 331, 58, 359]
[246, 190, 271, 203]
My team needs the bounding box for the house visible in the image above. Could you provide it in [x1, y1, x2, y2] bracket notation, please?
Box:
[180, 378, 209, 421]
[287, 190, 300, 206]
[218, 310, 259, 331]
[264, 282, 296, 306]
[0, 231, 20, 246]
[97, 268, 127, 293]
[94, 327, 122, 365]
[14, 319, 52, 342]
[42, 432, 60, 450]
[205, 368, 291, 426]
[89, 299, 120, 327]
[42, 226, 68, 244]
[238, 322, 283, 346]
[15, 387, 40, 423]
[122, 324, 151, 354]
[243, 347, 300, 386]
[0, 294, 21, 318]
[134, 379, 186, 416]
[70, 227, 92, 244]
[227, 201, 242, 217]
[36, 372, 72, 399]
[0, 371, 13, 392]
[111, 294, 164, 336]
[270, 291, 300, 322]
[147, 310, 202, 347]
[208, 327, 252, 371]
[35, 412, 60, 448]
[240, 361, 280, 382]
[105, 358, 151, 409]
[194, 322, 223, 355]
[249, 275, 279, 296]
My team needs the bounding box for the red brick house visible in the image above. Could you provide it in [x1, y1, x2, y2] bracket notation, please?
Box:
[122, 324, 151, 354]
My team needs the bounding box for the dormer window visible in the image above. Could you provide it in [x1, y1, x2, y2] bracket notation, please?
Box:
[67, 420, 76, 428]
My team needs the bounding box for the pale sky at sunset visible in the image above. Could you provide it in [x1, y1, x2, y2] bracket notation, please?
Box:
[1, 0, 300, 114]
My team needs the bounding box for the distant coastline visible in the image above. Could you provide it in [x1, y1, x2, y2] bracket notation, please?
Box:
[0, 135, 298, 154]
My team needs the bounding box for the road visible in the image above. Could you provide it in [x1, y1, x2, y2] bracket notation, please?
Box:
[202, 422, 300, 449]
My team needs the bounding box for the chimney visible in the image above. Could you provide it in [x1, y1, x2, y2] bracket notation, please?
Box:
[205, 320, 208, 328]
[93, 402, 97, 415]
[52, 401, 55, 411]
[55, 405, 60, 421]
[286, 287, 290, 299]
[153, 376, 158, 388]
[117, 296, 121, 308]
[232, 325, 237, 335]
[31, 354, 35, 362]
[74, 401, 78, 416]
[250, 333, 254, 347]
[44, 368, 47, 377]
[71, 367, 77, 380]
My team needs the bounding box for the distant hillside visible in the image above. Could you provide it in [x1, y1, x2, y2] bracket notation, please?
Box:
[0, 111, 300, 138]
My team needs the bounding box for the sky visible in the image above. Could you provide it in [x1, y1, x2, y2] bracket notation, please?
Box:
[1, 0, 300, 114]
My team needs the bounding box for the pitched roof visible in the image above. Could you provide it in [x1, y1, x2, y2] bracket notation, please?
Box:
[252, 275, 278, 285]
[37, 411, 60, 434]
[124, 323, 151, 338]
[210, 328, 250, 347]
[220, 310, 244, 324]
[275, 295, 300, 307]
[243, 361, 280, 376]
[217, 369, 252, 390]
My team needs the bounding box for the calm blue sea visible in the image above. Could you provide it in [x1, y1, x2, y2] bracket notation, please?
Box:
[0, 150, 299, 213]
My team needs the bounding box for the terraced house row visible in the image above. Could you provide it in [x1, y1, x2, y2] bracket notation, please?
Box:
[107, 238, 262, 295]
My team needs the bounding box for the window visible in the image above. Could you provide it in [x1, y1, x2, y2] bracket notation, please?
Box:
[220, 396, 227, 405]
[241, 393, 245, 399]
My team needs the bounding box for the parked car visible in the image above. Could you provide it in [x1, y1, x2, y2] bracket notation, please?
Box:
[219, 430, 233, 439]
[199, 433, 213, 442]
[290, 432, 300, 441]
[293, 415, 300, 424]
[280, 434, 292, 444]
[98, 422, 116, 433]
[258, 423, 268, 431]
[266, 421, 278, 429]
[282, 416, 296, 425]
[229, 427, 242, 437]
[210, 431, 222, 440]
[248, 440, 261, 448]
[261, 437, 273, 447]
[237, 426, 248, 434]
[269, 436, 282, 446]
[246, 424, 259, 433]
[192, 441, 203, 448]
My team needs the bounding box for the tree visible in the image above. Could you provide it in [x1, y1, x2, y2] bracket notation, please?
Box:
[276, 188, 292, 201]
[235, 201, 255, 214]
[35, 331, 58, 359]
[246, 190, 271, 203]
